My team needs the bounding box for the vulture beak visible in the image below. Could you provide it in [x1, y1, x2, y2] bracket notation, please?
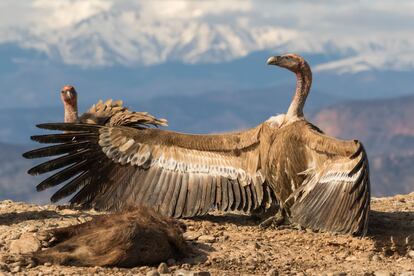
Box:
[266, 56, 281, 66]
[66, 91, 72, 100]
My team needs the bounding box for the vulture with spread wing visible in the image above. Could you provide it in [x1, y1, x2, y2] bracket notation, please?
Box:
[24, 54, 370, 235]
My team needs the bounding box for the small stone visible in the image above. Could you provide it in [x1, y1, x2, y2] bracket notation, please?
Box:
[197, 235, 215, 243]
[407, 250, 414, 259]
[175, 270, 210, 276]
[345, 256, 357, 261]
[9, 233, 41, 254]
[9, 233, 21, 240]
[36, 232, 50, 241]
[371, 255, 381, 261]
[245, 256, 256, 266]
[267, 268, 279, 276]
[217, 235, 229, 242]
[25, 225, 38, 233]
[183, 231, 201, 241]
[374, 271, 393, 276]
[175, 270, 190, 276]
[48, 237, 57, 245]
[10, 261, 21, 267]
[181, 263, 191, 270]
[60, 209, 77, 215]
[11, 266, 20, 273]
[158, 262, 169, 274]
[90, 266, 100, 273]
[44, 262, 52, 267]
[0, 262, 9, 272]
[146, 269, 160, 276]
[247, 265, 256, 271]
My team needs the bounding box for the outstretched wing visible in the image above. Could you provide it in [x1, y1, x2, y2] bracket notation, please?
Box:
[23, 123, 275, 217]
[288, 124, 370, 235]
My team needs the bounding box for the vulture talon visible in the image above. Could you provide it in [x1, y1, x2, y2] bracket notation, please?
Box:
[259, 209, 287, 229]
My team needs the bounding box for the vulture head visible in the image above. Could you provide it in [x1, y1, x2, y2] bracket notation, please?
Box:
[266, 53, 308, 73]
[60, 85, 78, 107]
[60, 85, 78, 123]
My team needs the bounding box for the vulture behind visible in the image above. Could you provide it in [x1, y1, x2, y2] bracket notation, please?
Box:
[24, 54, 370, 235]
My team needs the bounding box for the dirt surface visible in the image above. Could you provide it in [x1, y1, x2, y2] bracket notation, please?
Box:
[0, 193, 413, 276]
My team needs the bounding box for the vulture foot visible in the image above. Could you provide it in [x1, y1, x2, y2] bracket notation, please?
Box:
[259, 209, 287, 229]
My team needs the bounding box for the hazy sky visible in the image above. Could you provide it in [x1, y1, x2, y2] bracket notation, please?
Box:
[0, 0, 413, 72]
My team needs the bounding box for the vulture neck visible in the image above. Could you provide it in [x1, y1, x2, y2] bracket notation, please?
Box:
[286, 62, 312, 120]
[63, 102, 79, 123]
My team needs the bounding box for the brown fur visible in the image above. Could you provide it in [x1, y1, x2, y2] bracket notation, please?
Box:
[31, 207, 189, 267]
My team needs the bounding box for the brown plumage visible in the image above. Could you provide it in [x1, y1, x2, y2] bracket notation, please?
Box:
[31, 207, 188, 267]
[60, 85, 168, 127]
[24, 54, 370, 235]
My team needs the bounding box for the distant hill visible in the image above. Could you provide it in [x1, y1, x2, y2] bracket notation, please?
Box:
[0, 143, 51, 203]
[312, 95, 414, 196]
[312, 95, 414, 155]
[0, 84, 339, 145]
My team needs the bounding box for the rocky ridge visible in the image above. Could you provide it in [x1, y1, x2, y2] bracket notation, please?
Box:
[0, 193, 413, 275]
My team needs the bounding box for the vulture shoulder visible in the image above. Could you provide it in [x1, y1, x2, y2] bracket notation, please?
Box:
[281, 120, 370, 235]
[23, 122, 276, 218]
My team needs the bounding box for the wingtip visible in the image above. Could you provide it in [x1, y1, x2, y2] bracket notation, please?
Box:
[50, 195, 59, 203]
[27, 168, 40, 176]
[30, 135, 41, 142]
[22, 151, 34, 159]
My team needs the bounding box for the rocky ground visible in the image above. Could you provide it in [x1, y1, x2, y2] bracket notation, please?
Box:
[0, 193, 413, 276]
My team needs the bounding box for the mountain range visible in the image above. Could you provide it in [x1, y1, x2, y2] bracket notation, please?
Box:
[2, 1, 414, 71]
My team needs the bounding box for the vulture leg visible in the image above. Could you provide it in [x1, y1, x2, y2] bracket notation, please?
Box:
[259, 208, 288, 229]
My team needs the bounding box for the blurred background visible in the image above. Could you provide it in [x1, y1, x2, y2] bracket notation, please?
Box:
[0, 0, 413, 203]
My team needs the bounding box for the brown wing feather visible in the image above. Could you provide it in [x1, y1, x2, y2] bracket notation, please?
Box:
[25, 123, 273, 218]
[275, 120, 370, 235]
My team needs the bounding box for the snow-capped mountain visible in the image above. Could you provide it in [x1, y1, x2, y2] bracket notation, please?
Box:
[0, 1, 298, 67]
[1, 0, 414, 72]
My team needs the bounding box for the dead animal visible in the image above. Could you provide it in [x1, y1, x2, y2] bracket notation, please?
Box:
[31, 207, 189, 267]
